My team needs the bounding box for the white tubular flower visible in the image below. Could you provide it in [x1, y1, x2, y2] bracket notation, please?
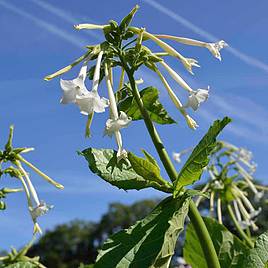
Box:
[235, 162, 264, 201]
[74, 23, 108, 30]
[105, 111, 132, 137]
[60, 64, 89, 104]
[207, 40, 228, 61]
[238, 148, 253, 163]
[234, 186, 262, 219]
[155, 69, 198, 130]
[184, 88, 210, 111]
[17, 162, 40, 206]
[154, 35, 228, 61]
[104, 63, 130, 160]
[76, 91, 109, 115]
[160, 61, 193, 93]
[16, 162, 53, 234]
[236, 198, 259, 230]
[76, 51, 109, 115]
[159, 61, 209, 111]
[30, 201, 53, 222]
[134, 29, 200, 74]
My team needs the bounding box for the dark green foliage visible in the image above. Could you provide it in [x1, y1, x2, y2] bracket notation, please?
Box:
[80, 148, 172, 193]
[95, 195, 190, 268]
[118, 86, 176, 124]
[28, 221, 96, 268]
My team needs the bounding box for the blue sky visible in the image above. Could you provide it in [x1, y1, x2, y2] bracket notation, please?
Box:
[0, 0, 268, 249]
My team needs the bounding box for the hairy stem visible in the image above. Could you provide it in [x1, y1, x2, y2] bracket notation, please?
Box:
[122, 60, 221, 268]
[227, 204, 254, 248]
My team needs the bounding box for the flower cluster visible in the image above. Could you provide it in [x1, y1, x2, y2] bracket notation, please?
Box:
[45, 5, 228, 135]
[129, 27, 227, 130]
[175, 140, 267, 232]
[0, 126, 63, 234]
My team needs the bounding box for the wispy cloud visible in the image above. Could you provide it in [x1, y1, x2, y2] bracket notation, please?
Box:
[142, 0, 268, 74]
[0, 0, 88, 49]
[29, 0, 103, 41]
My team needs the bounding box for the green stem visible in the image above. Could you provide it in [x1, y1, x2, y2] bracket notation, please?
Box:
[123, 61, 221, 268]
[227, 204, 254, 248]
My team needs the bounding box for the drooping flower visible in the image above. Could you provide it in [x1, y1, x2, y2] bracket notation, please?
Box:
[104, 111, 132, 137]
[104, 63, 131, 160]
[207, 40, 228, 61]
[76, 92, 109, 115]
[15, 161, 53, 234]
[235, 162, 264, 201]
[184, 88, 210, 111]
[60, 64, 89, 104]
[76, 51, 109, 115]
[159, 61, 209, 111]
[30, 201, 53, 222]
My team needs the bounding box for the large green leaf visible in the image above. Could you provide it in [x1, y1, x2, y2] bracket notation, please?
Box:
[242, 231, 268, 268]
[118, 86, 176, 124]
[174, 117, 231, 193]
[80, 148, 172, 193]
[95, 195, 191, 268]
[184, 217, 248, 268]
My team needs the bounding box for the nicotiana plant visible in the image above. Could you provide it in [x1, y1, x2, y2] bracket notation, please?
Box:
[2, 5, 268, 268]
[43, 5, 268, 268]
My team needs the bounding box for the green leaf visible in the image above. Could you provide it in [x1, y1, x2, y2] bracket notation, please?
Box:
[118, 87, 176, 125]
[128, 152, 168, 187]
[95, 195, 191, 268]
[184, 217, 248, 268]
[242, 231, 268, 268]
[174, 117, 231, 193]
[141, 149, 159, 168]
[80, 148, 171, 193]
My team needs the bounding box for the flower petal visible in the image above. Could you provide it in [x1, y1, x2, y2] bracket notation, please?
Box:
[60, 79, 77, 104]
